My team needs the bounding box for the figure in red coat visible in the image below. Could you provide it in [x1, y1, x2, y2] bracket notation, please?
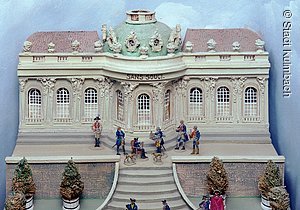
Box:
[210, 190, 225, 210]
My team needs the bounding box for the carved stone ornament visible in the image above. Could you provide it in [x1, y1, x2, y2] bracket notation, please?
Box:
[207, 39, 217, 52]
[94, 40, 103, 53]
[94, 77, 114, 98]
[232, 41, 240, 52]
[121, 81, 139, 100]
[149, 30, 163, 52]
[71, 78, 84, 96]
[167, 42, 176, 54]
[184, 41, 193, 53]
[47, 42, 55, 53]
[19, 78, 28, 92]
[139, 45, 149, 58]
[38, 78, 56, 95]
[71, 40, 80, 53]
[168, 24, 182, 50]
[125, 31, 140, 52]
[23, 41, 32, 52]
[107, 27, 122, 53]
[101, 24, 107, 42]
[255, 39, 265, 53]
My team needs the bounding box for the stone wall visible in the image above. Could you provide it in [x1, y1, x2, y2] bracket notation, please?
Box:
[176, 161, 284, 197]
[6, 162, 115, 199]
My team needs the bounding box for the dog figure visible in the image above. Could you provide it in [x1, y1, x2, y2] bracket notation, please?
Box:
[123, 153, 136, 165]
[152, 152, 162, 163]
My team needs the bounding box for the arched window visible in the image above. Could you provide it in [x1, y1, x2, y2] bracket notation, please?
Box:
[116, 90, 124, 121]
[164, 90, 171, 121]
[137, 94, 150, 125]
[56, 88, 70, 118]
[84, 88, 98, 119]
[244, 87, 258, 116]
[189, 88, 203, 115]
[217, 86, 230, 116]
[28, 88, 42, 119]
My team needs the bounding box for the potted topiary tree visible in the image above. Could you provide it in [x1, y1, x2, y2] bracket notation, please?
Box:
[206, 156, 228, 210]
[11, 157, 36, 210]
[5, 191, 26, 210]
[60, 158, 84, 210]
[268, 186, 290, 210]
[258, 160, 283, 210]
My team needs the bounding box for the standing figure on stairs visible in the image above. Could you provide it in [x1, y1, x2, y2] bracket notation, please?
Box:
[189, 125, 201, 155]
[162, 199, 171, 210]
[210, 190, 225, 210]
[92, 116, 102, 147]
[175, 120, 189, 150]
[115, 126, 125, 155]
[126, 198, 138, 210]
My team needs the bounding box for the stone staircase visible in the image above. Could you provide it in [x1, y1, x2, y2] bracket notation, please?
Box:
[104, 166, 191, 210]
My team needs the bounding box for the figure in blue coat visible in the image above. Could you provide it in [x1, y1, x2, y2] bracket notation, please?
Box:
[175, 120, 189, 150]
[115, 127, 125, 155]
[126, 198, 138, 210]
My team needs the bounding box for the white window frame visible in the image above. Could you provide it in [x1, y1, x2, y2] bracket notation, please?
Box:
[56, 88, 70, 119]
[244, 87, 258, 116]
[28, 88, 42, 119]
[217, 86, 230, 116]
[189, 87, 203, 116]
[137, 94, 151, 125]
[84, 88, 98, 120]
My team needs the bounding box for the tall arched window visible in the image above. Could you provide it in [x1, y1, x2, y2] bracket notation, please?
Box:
[116, 90, 124, 121]
[164, 90, 171, 121]
[137, 94, 150, 125]
[84, 88, 98, 119]
[56, 88, 70, 118]
[189, 88, 203, 116]
[217, 86, 230, 116]
[244, 87, 258, 116]
[28, 88, 42, 119]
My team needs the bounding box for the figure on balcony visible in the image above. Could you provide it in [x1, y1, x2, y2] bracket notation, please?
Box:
[92, 116, 102, 147]
[175, 120, 189, 150]
[189, 125, 201, 155]
[131, 138, 148, 159]
[114, 126, 125, 155]
[150, 127, 165, 153]
[126, 198, 138, 210]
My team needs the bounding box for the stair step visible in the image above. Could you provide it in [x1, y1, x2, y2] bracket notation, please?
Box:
[118, 176, 174, 185]
[107, 200, 189, 210]
[112, 191, 182, 202]
[119, 169, 172, 177]
[115, 184, 178, 194]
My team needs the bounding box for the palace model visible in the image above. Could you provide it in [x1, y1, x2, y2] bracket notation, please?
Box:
[6, 9, 284, 210]
[18, 10, 270, 143]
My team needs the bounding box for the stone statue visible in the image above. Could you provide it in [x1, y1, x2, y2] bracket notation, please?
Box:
[139, 45, 149, 58]
[107, 27, 122, 53]
[255, 39, 265, 53]
[94, 40, 103, 53]
[232, 41, 240, 52]
[23, 41, 32, 52]
[101, 24, 107, 42]
[71, 40, 80, 53]
[184, 41, 193, 53]
[48, 42, 55, 53]
[168, 24, 182, 50]
[167, 42, 176, 54]
[207, 39, 217, 52]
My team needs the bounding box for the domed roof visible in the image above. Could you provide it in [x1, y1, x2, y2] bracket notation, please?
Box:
[104, 10, 175, 57]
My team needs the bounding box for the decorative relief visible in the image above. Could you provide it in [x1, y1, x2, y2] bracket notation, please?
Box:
[174, 76, 190, 96]
[232, 41, 240, 52]
[121, 81, 139, 101]
[139, 45, 149, 58]
[23, 41, 32, 53]
[230, 77, 247, 103]
[167, 42, 176, 54]
[184, 41, 193, 53]
[151, 82, 166, 102]
[168, 24, 182, 51]
[125, 31, 140, 52]
[255, 39, 265, 53]
[149, 30, 163, 52]
[107, 27, 122, 53]
[95, 77, 114, 98]
[71, 40, 80, 53]
[94, 40, 103, 53]
[207, 39, 217, 52]
[19, 78, 28, 92]
[209, 77, 218, 102]
[71, 78, 84, 99]
[256, 77, 266, 95]
[38, 78, 56, 96]
[47, 42, 55, 53]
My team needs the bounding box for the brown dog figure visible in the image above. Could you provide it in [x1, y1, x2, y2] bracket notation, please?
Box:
[123, 153, 136, 165]
[152, 152, 162, 163]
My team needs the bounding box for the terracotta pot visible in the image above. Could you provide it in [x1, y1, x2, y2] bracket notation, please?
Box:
[261, 195, 272, 210]
[62, 197, 80, 210]
[25, 196, 34, 210]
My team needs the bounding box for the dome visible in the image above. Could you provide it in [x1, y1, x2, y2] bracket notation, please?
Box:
[104, 10, 176, 57]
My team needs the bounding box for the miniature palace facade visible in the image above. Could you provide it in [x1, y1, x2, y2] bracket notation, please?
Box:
[17, 10, 270, 143]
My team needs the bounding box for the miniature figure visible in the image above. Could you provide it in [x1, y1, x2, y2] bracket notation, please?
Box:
[132, 138, 148, 159]
[126, 198, 138, 210]
[162, 199, 170, 210]
[92, 116, 102, 147]
[199, 195, 210, 210]
[113, 127, 125, 155]
[175, 120, 189, 150]
[189, 125, 201, 155]
[210, 190, 225, 210]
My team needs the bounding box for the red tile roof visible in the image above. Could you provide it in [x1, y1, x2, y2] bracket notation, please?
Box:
[26, 31, 99, 53]
[182, 28, 262, 52]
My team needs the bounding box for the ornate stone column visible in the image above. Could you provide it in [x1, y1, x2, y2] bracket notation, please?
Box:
[97, 77, 113, 127]
[71, 78, 84, 124]
[39, 78, 56, 125]
[121, 81, 138, 131]
[173, 77, 189, 122]
[230, 77, 247, 123]
[19, 78, 28, 126]
[208, 77, 218, 123]
[257, 77, 267, 123]
[151, 82, 166, 127]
